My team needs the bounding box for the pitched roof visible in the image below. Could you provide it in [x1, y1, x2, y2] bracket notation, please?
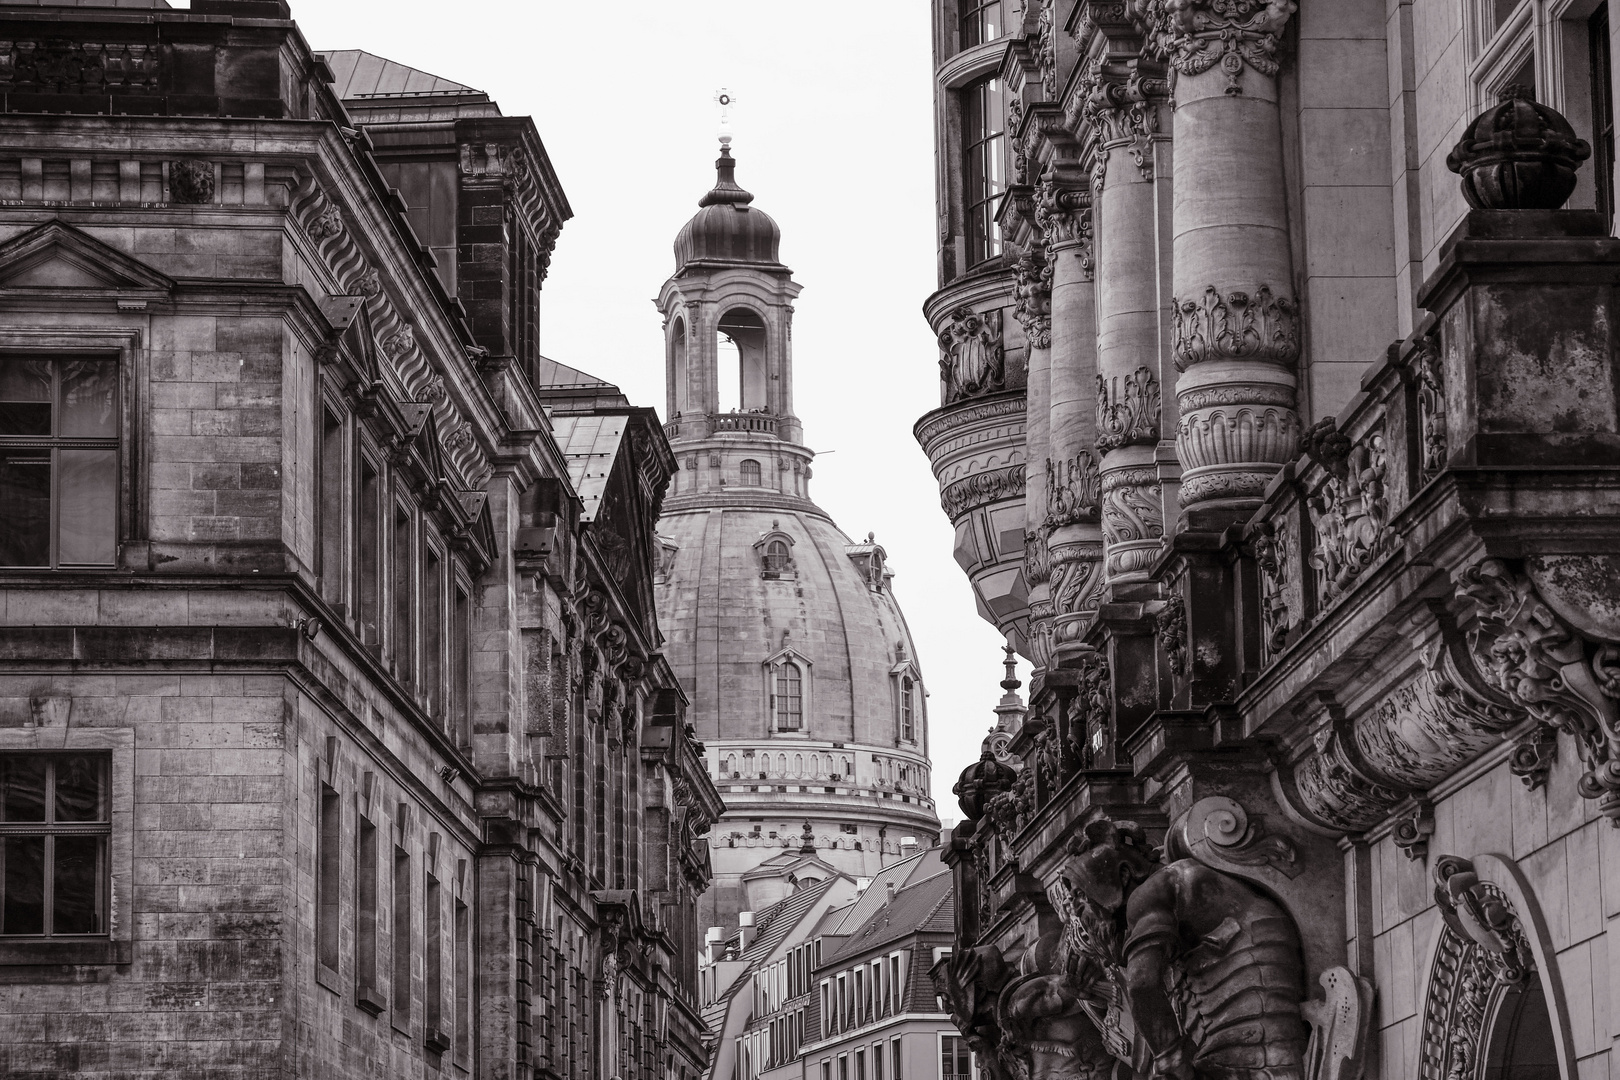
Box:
[547, 415, 625, 523]
[322, 49, 480, 99]
[824, 867, 953, 965]
[825, 847, 945, 937]
[712, 876, 843, 1011]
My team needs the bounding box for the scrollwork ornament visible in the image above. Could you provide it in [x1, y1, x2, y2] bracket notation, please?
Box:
[1508, 725, 1558, 790]
[1046, 451, 1102, 528]
[1254, 521, 1295, 661]
[939, 306, 1007, 402]
[1100, 468, 1164, 577]
[1012, 243, 1053, 349]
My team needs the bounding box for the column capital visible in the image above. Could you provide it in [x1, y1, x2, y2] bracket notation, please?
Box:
[1012, 242, 1053, 349]
[1081, 60, 1169, 189]
[1035, 174, 1092, 273]
[1133, 0, 1297, 94]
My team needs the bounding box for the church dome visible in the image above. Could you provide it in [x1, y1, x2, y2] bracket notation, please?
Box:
[673, 147, 783, 270]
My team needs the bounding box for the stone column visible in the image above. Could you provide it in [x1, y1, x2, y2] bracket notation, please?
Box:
[1141, 0, 1302, 521]
[1089, 60, 1172, 585]
[1038, 173, 1106, 667]
[1014, 241, 1055, 672]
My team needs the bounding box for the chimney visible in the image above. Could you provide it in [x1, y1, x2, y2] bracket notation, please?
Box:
[901, 836, 917, 857]
[885, 880, 897, 904]
[737, 910, 756, 951]
[704, 926, 723, 964]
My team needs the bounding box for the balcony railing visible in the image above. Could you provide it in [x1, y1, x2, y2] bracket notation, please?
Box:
[663, 412, 781, 439]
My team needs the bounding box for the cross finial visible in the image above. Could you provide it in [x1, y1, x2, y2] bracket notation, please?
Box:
[713, 87, 736, 148]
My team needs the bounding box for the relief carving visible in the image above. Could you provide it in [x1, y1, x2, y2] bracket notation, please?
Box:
[1095, 366, 1160, 453]
[1413, 333, 1447, 484]
[1253, 520, 1297, 662]
[1165, 795, 1300, 879]
[1157, 601, 1187, 678]
[1172, 285, 1299, 371]
[1507, 725, 1557, 790]
[933, 946, 1019, 1080]
[1046, 451, 1102, 528]
[940, 306, 1007, 402]
[1303, 419, 1390, 605]
[1135, 0, 1298, 94]
[1014, 243, 1054, 349]
[168, 160, 215, 204]
[1036, 178, 1092, 267]
[1460, 557, 1620, 822]
[940, 464, 1027, 522]
[1083, 71, 1162, 185]
[1049, 541, 1105, 630]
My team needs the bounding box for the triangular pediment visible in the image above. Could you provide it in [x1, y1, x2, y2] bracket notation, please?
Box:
[0, 220, 173, 294]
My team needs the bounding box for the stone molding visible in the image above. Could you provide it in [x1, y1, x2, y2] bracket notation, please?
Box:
[1134, 0, 1298, 94]
[1100, 466, 1165, 579]
[941, 464, 1029, 523]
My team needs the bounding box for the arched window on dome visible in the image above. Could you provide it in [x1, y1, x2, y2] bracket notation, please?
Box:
[740, 459, 762, 487]
[901, 676, 915, 742]
[793, 753, 804, 776]
[764, 540, 790, 573]
[775, 662, 802, 731]
[777, 753, 787, 777]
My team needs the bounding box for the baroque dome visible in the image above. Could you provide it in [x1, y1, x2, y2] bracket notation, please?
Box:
[673, 147, 783, 270]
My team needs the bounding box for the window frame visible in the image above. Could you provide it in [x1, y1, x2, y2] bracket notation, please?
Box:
[959, 0, 1006, 50]
[961, 74, 1008, 269]
[0, 338, 136, 572]
[0, 729, 132, 966]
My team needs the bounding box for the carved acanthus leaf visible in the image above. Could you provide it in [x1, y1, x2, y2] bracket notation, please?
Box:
[1046, 450, 1102, 528]
[1096, 365, 1161, 453]
[1172, 284, 1300, 370]
[1134, 0, 1298, 94]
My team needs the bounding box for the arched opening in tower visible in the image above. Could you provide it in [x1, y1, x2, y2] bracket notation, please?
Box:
[670, 317, 689, 416]
[717, 307, 768, 413]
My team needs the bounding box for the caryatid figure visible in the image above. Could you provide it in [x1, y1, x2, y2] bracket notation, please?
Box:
[1059, 811, 1308, 1080]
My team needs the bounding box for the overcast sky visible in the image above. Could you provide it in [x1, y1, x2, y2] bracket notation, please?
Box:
[284, 0, 1023, 817]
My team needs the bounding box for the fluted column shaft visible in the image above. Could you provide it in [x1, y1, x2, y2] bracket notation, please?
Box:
[1092, 71, 1170, 582]
[1149, 2, 1302, 520]
[1041, 179, 1105, 666]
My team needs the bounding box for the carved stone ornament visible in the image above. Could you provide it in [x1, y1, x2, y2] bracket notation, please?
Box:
[1046, 451, 1102, 528]
[1013, 243, 1053, 349]
[941, 464, 1027, 522]
[1508, 724, 1558, 791]
[1035, 0, 1059, 99]
[1134, 0, 1298, 95]
[308, 203, 344, 241]
[1460, 558, 1620, 822]
[1172, 284, 1300, 371]
[1447, 85, 1592, 211]
[1036, 178, 1092, 265]
[168, 160, 215, 205]
[996, 963, 1115, 1080]
[1050, 543, 1105, 643]
[1166, 795, 1301, 878]
[932, 946, 1018, 1080]
[353, 267, 382, 297]
[1412, 333, 1447, 485]
[1100, 467, 1164, 578]
[1052, 809, 1309, 1080]
[1095, 366, 1160, 454]
[1009, 96, 1028, 185]
[1421, 856, 1536, 1080]
[382, 324, 415, 360]
[940, 306, 1007, 403]
[1304, 420, 1390, 606]
[1157, 601, 1188, 678]
[1254, 521, 1296, 662]
[1390, 799, 1435, 861]
[1082, 72, 1162, 186]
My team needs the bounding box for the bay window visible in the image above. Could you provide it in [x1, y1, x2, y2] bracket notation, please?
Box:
[962, 77, 1007, 268]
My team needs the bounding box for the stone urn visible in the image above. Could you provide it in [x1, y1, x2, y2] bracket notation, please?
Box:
[1447, 85, 1591, 209]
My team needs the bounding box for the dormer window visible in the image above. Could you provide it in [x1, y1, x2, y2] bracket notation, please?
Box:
[900, 676, 915, 742]
[764, 540, 790, 573]
[755, 523, 797, 579]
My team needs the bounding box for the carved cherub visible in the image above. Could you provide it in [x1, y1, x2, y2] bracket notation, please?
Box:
[1059, 810, 1308, 1080]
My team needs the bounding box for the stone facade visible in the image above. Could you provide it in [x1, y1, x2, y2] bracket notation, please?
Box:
[0, 5, 721, 1080]
[652, 147, 942, 938]
[923, 3, 1620, 1080]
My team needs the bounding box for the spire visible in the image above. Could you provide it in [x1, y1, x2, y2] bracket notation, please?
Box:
[698, 145, 755, 208]
[993, 641, 1025, 733]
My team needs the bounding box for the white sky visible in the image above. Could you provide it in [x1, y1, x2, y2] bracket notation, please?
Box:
[287, 0, 1026, 817]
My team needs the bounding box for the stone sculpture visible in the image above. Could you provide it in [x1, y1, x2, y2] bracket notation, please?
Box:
[1055, 809, 1309, 1080]
[933, 945, 1019, 1080]
[997, 964, 1116, 1080]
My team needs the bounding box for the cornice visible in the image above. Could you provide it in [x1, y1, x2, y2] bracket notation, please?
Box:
[923, 268, 1016, 329]
[937, 39, 1011, 89]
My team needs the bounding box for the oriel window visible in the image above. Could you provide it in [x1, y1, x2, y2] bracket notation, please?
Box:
[0, 754, 109, 936]
[960, 0, 1005, 48]
[963, 77, 1008, 268]
[0, 358, 118, 568]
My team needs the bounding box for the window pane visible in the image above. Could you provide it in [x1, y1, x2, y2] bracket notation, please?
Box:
[0, 358, 51, 436]
[52, 835, 104, 934]
[424, 546, 444, 719]
[0, 448, 50, 566]
[2, 835, 45, 934]
[58, 448, 117, 565]
[54, 755, 106, 822]
[1, 756, 47, 822]
[59, 360, 117, 438]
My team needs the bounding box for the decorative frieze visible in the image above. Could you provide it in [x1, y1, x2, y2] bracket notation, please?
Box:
[938, 306, 1007, 403]
[1253, 519, 1297, 661]
[1303, 419, 1390, 605]
[940, 463, 1027, 522]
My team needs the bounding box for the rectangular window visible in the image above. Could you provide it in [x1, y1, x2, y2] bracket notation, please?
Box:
[822, 1062, 832, 1080]
[962, 77, 1007, 268]
[0, 754, 109, 936]
[875, 1043, 886, 1080]
[1594, 3, 1615, 228]
[357, 815, 380, 1003]
[941, 1036, 973, 1080]
[775, 662, 803, 731]
[891, 954, 902, 1013]
[901, 678, 915, 742]
[358, 458, 382, 647]
[840, 1056, 850, 1080]
[316, 783, 340, 974]
[893, 1036, 903, 1080]
[857, 1048, 867, 1080]
[393, 844, 411, 1022]
[453, 583, 471, 748]
[0, 357, 117, 568]
[455, 897, 470, 1063]
[423, 541, 444, 719]
[425, 873, 444, 1047]
[959, 0, 1004, 48]
[393, 504, 414, 684]
[320, 409, 345, 606]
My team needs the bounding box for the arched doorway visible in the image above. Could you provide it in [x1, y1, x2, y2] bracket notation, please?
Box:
[1481, 982, 1560, 1080]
